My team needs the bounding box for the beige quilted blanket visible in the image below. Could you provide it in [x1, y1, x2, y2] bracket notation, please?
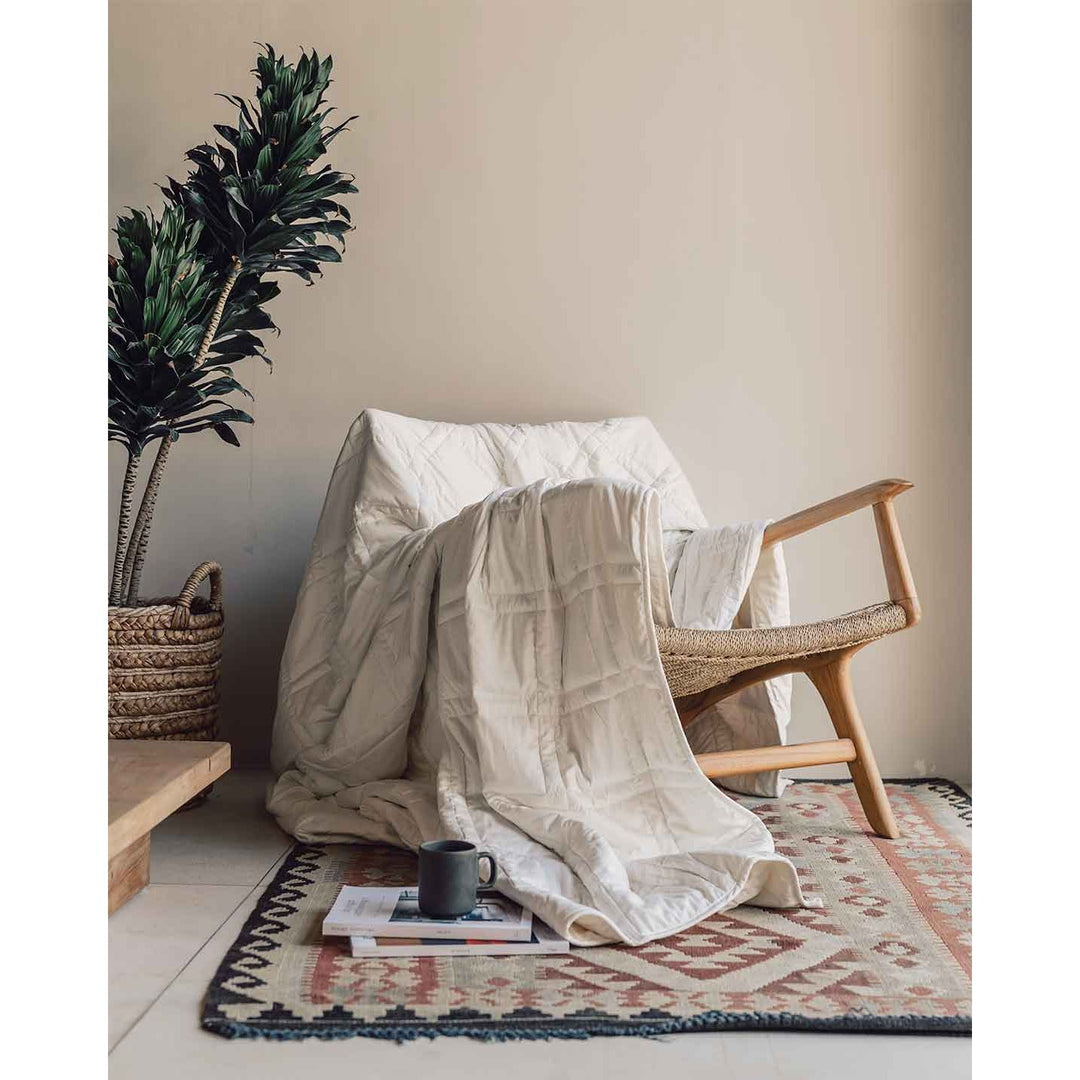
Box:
[268, 410, 812, 945]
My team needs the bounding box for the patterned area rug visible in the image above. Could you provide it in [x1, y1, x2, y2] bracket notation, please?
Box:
[203, 780, 971, 1041]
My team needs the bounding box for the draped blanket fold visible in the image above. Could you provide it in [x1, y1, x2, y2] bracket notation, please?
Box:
[268, 410, 813, 946]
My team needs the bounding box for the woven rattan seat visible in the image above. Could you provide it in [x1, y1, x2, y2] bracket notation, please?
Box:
[658, 602, 908, 698]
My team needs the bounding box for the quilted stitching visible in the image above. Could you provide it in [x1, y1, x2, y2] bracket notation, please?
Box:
[344, 410, 708, 573]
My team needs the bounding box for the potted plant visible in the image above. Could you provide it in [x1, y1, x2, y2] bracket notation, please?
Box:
[108, 46, 356, 741]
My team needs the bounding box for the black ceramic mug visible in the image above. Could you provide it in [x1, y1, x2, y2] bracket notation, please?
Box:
[417, 840, 498, 918]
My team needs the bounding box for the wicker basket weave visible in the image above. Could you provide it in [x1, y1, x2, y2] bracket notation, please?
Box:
[108, 562, 224, 741]
[657, 602, 908, 699]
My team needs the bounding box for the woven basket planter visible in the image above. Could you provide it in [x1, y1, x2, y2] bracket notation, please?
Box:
[108, 562, 224, 741]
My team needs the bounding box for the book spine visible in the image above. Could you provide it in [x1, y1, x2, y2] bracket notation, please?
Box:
[350, 943, 567, 959]
[329, 923, 532, 941]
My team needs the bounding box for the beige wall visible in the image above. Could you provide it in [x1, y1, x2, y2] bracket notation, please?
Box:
[109, 0, 971, 775]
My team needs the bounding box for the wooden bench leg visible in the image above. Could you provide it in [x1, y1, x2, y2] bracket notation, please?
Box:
[807, 652, 900, 839]
[109, 832, 151, 914]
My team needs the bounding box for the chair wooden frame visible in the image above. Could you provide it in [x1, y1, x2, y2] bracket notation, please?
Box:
[674, 479, 920, 839]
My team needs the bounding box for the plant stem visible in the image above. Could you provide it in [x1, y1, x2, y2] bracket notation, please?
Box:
[194, 256, 244, 365]
[121, 434, 172, 605]
[121, 257, 244, 606]
[109, 450, 142, 605]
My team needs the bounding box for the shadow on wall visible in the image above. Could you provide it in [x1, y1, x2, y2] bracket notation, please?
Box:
[216, 553, 307, 768]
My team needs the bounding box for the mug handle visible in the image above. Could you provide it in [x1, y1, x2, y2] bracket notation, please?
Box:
[478, 851, 498, 889]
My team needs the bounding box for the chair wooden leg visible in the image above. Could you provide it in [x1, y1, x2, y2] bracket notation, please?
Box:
[807, 652, 900, 839]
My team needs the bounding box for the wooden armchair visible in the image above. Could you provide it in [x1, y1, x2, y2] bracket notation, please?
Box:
[657, 479, 920, 839]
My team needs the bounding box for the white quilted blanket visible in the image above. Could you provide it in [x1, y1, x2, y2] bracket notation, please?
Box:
[268, 410, 812, 945]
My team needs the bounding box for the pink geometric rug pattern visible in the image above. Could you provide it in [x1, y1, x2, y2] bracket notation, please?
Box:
[202, 780, 971, 1040]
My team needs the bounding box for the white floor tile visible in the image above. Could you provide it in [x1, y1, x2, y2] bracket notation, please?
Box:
[150, 769, 291, 886]
[109, 883, 252, 1050]
[768, 1030, 970, 1079]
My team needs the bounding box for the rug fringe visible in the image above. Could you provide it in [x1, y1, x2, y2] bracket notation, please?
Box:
[202, 1010, 972, 1043]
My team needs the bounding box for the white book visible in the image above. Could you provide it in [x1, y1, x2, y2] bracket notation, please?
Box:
[348, 919, 568, 958]
[322, 886, 533, 942]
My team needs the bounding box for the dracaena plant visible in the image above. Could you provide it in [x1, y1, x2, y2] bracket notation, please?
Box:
[109, 46, 356, 606]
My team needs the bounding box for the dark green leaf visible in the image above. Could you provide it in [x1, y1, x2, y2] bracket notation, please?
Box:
[213, 423, 241, 446]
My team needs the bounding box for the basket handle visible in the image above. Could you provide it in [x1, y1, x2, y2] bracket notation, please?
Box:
[171, 562, 223, 629]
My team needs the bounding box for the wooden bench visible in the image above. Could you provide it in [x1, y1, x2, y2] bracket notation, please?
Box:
[108, 740, 231, 913]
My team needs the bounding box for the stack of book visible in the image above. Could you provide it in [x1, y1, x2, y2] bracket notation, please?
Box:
[321, 885, 569, 958]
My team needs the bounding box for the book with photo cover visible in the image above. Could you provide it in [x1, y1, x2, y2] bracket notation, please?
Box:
[322, 886, 533, 941]
[348, 918, 568, 958]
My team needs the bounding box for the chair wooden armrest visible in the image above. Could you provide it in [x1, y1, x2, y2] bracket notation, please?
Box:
[762, 478, 920, 626]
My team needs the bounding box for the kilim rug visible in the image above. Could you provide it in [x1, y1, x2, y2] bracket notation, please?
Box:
[202, 779, 971, 1041]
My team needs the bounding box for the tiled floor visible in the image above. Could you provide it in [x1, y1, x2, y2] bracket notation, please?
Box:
[108, 770, 972, 1079]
